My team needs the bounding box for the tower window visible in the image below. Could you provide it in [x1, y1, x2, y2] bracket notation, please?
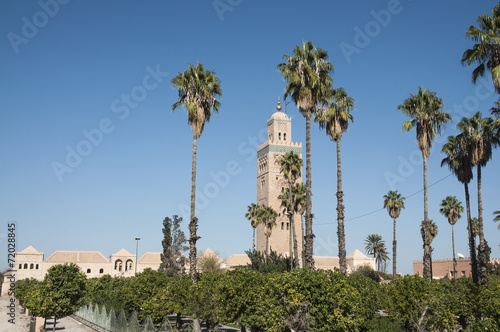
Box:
[286, 222, 289, 230]
[281, 222, 284, 230]
[87, 269, 91, 273]
[99, 268, 104, 274]
[36, 264, 39, 269]
[284, 133, 287, 141]
[278, 133, 281, 140]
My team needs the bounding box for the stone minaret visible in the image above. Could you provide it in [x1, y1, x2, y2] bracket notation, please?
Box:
[256, 99, 303, 260]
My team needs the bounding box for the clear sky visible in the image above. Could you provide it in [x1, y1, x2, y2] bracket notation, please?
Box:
[1, 0, 499, 276]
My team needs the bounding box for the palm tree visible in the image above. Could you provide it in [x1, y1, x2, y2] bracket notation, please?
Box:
[278, 41, 334, 268]
[364, 234, 383, 258]
[171, 63, 222, 286]
[375, 246, 390, 273]
[383, 190, 405, 281]
[364, 234, 390, 272]
[259, 206, 278, 258]
[398, 87, 451, 278]
[461, 3, 500, 93]
[245, 203, 260, 252]
[315, 88, 354, 273]
[439, 196, 464, 279]
[494, 211, 500, 228]
[458, 112, 500, 285]
[441, 135, 478, 283]
[279, 152, 303, 267]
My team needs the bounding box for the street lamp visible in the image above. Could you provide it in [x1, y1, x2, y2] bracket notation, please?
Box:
[135, 237, 141, 274]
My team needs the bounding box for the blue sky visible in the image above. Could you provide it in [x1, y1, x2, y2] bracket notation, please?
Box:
[1, 0, 499, 276]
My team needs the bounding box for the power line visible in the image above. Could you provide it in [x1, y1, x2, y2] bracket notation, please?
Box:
[315, 173, 454, 225]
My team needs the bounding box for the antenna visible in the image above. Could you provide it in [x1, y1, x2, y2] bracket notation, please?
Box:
[457, 253, 465, 259]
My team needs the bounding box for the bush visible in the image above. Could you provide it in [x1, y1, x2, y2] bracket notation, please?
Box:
[350, 264, 380, 282]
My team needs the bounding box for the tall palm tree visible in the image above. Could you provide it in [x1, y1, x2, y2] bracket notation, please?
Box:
[245, 203, 260, 252]
[398, 87, 451, 278]
[279, 152, 303, 267]
[383, 190, 405, 281]
[439, 196, 464, 279]
[441, 135, 478, 283]
[171, 63, 222, 286]
[278, 41, 334, 268]
[494, 210, 500, 228]
[259, 206, 278, 258]
[315, 88, 354, 273]
[461, 2, 500, 93]
[458, 111, 500, 285]
[364, 234, 389, 273]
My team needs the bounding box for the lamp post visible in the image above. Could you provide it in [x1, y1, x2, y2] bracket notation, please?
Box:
[135, 237, 140, 274]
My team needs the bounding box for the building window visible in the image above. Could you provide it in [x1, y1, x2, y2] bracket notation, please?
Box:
[284, 133, 287, 141]
[281, 222, 284, 230]
[278, 133, 281, 140]
[36, 264, 39, 270]
[99, 268, 104, 274]
[462, 271, 466, 277]
[87, 269, 91, 273]
[286, 222, 289, 230]
[24, 263, 28, 269]
[115, 259, 123, 271]
[19, 264, 22, 269]
[126, 259, 134, 271]
[30, 263, 33, 269]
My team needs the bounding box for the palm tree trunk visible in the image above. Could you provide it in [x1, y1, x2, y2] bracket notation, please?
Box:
[336, 139, 346, 273]
[477, 165, 488, 286]
[465, 182, 478, 283]
[189, 135, 199, 284]
[422, 155, 431, 278]
[293, 218, 299, 267]
[393, 217, 397, 281]
[451, 223, 456, 280]
[304, 115, 314, 268]
[252, 227, 255, 252]
[266, 235, 269, 259]
[301, 213, 305, 268]
[190, 134, 202, 332]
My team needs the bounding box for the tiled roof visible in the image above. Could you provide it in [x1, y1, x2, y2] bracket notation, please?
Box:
[18, 245, 43, 255]
[223, 254, 250, 267]
[46, 251, 108, 263]
[111, 248, 134, 256]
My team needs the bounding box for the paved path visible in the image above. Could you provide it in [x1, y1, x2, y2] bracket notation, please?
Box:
[0, 296, 95, 332]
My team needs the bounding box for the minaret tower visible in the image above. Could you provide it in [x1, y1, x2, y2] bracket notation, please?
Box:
[256, 99, 303, 259]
